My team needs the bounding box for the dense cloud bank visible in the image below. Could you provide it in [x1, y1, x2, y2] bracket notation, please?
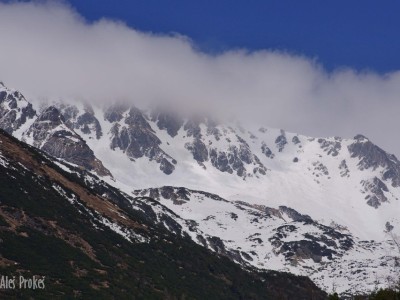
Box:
[1, 1, 400, 155]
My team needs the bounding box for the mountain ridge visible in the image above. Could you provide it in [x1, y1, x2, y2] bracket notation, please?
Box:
[1, 81, 399, 295]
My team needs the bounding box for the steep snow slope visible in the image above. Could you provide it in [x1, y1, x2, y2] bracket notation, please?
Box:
[77, 105, 400, 242]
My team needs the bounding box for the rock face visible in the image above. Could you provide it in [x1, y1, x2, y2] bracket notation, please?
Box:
[269, 222, 353, 264]
[347, 134, 400, 208]
[133, 186, 227, 204]
[349, 135, 400, 188]
[318, 137, 342, 156]
[183, 119, 268, 178]
[104, 103, 127, 123]
[261, 142, 275, 159]
[339, 159, 350, 177]
[24, 106, 111, 176]
[292, 135, 301, 145]
[0, 84, 110, 178]
[108, 106, 177, 175]
[185, 138, 208, 163]
[208, 142, 267, 177]
[0, 82, 36, 134]
[275, 130, 288, 152]
[150, 110, 183, 137]
[59, 104, 103, 139]
[361, 177, 389, 208]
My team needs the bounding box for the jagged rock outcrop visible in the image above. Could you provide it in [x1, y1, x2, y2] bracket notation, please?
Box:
[24, 106, 111, 176]
[339, 159, 350, 177]
[318, 137, 342, 156]
[278, 206, 313, 222]
[206, 119, 223, 141]
[104, 103, 128, 123]
[348, 135, 400, 187]
[346, 134, 400, 211]
[261, 142, 275, 159]
[361, 177, 389, 208]
[292, 135, 301, 145]
[133, 186, 228, 203]
[312, 161, 329, 177]
[185, 138, 208, 163]
[184, 118, 202, 138]
[209, 141, 267, 177]
[150, 109, 183, 137]
[275, 130, 287, 152]
[0, 82, 36, 134]
[109, 106, 177, 174]
[183, 120, 267, 178]
[269, 221, 353, 264]
[59, 104, 103, 139]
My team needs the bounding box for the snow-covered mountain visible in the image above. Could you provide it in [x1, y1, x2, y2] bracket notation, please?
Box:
[1, 82, 399, 296]
[1, 128, 328, 299]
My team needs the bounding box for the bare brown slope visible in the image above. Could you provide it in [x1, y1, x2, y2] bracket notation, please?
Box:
[0, 130, 140, 230]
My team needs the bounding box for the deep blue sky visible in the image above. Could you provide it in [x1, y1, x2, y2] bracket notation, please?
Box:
[54, 1, 400, 73]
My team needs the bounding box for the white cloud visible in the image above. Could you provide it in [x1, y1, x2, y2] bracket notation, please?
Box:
[0, 1, 400, 155]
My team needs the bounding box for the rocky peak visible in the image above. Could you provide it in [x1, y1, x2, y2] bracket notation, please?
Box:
[0, 83, 36, 134]
[25, 105, 111, 177]
[25, 106, 65, 147]
[110, 106, 177, 175]
[348, 136, 400, 187]
[38, 106, 64, 123]
[125, 106, 150, 128]
[58, 104, 102, 139]
[78, 112, 102, 139]
[354, 134, 369, 141]
[150, 109, 183, 137]
[104, 103, 129, 123]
